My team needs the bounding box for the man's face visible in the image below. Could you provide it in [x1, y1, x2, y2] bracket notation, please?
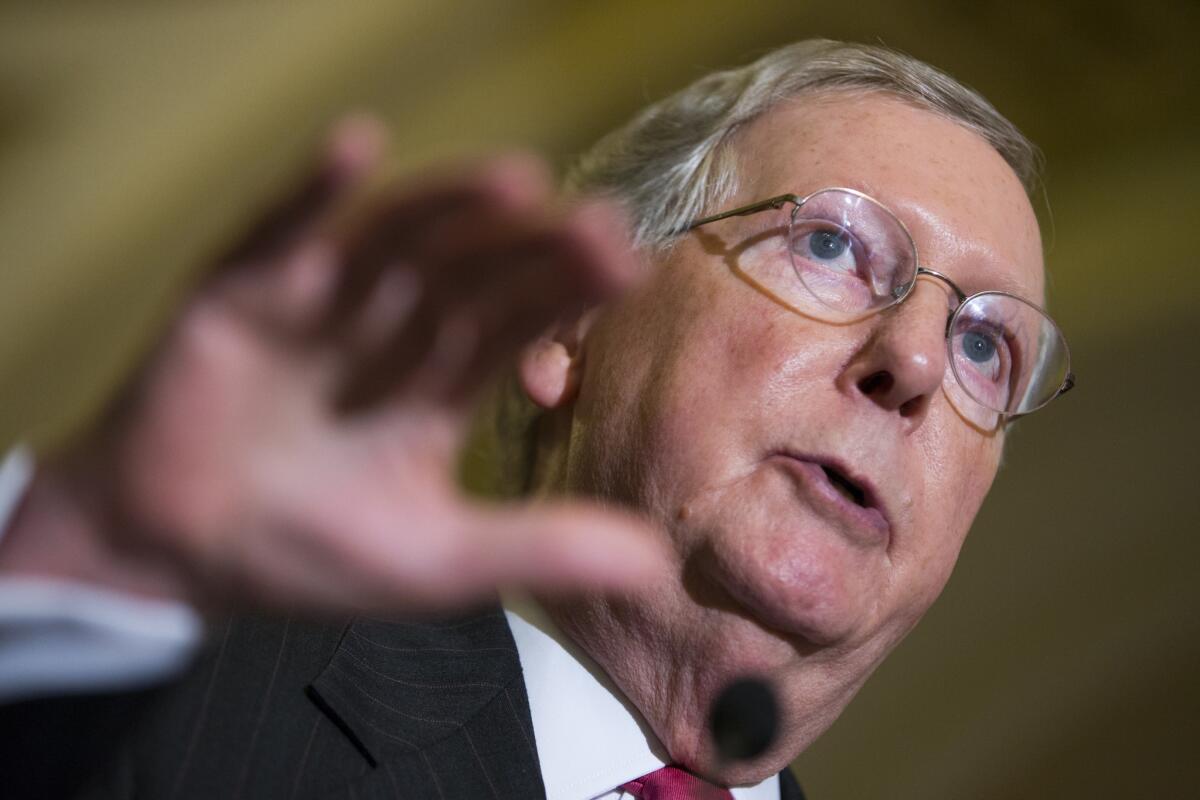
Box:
[544, 92, 1045, 776]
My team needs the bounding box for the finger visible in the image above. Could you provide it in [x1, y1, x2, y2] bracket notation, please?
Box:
[402, 286, 570, 409]
[434, 200, 648, 407]
[357, 502, 670, 609]
[424, 198, 641, 306]
[329, 196, 568, 370]
[333, 201, 639, 411]
[333, 296, 444, 412]
[454, 502, 672, 598]
[211, 116, 387, 332]
[322, 153, 554, 336]
[221, 114, 387, 268]
[333, 264, 424, 357]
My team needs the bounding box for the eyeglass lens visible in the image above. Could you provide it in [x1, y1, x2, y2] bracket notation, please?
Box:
[734, 188, 1069, 415]
[786, 189, 917, 319]
[947, 293, 1070, 415]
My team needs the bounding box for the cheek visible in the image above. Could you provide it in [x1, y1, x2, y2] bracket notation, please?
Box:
[637, 269, 842, 454]
[574, 264, 798, 502]
[894, 424, 1004, 617]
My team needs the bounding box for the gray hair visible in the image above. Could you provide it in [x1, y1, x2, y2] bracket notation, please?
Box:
[564, 39, 1041, 251]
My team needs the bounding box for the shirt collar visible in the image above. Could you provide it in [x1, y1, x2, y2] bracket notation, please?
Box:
[0, 445, 33, 546]
[503, 596, 779, 800]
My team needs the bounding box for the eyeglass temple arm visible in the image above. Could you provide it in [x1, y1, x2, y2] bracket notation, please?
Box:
[1057, 372, 1076, 396]
[683, 194, 801, 232]
[1003, 371, 1076, 423]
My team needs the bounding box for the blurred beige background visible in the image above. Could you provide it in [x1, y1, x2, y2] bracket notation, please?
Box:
[1, 1, 1197, 797]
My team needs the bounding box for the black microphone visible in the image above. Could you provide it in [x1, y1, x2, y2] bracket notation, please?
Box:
[708, 676, 778, 763]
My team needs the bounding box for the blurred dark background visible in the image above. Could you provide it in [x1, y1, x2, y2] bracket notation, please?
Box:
[1, 2, 1196, 797]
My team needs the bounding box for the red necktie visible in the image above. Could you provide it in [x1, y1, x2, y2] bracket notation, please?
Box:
[619, 765, 734, 799]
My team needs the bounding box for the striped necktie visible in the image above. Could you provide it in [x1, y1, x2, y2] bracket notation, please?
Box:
[619, 765, 734, 799]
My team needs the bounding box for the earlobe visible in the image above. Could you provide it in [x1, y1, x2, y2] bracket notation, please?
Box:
[517, 310, 603, 409]
[517, 335, 580, 410]
[516, 309, 604, 410]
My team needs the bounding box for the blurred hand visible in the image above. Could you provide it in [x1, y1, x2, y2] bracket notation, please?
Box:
[2, 116, 665, 613]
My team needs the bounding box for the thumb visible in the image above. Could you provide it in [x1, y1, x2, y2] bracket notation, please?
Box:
[460, 500, 670, 595]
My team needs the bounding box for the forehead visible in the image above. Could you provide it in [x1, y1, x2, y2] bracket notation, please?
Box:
[727, 92, 1045, 300]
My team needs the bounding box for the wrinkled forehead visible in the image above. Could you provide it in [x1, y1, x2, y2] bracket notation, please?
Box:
[725, 92, 1045, 302]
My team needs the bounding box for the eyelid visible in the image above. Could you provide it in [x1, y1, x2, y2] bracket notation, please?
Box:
[956, 318, 1009, 356]
[790, 218, 868, 260]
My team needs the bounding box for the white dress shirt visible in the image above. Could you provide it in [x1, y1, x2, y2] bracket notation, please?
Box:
[0, 446, 202, 701]
[505, 597, 780, 800]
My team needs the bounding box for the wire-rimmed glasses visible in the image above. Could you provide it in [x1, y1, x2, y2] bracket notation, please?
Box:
[686, 188, 1074, 420]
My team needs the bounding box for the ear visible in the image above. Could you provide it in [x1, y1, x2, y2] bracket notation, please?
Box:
[516, 312, 597, 410]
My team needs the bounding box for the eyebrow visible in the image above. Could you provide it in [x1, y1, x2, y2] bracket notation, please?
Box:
[867, 192, 1043, 303]
[931, 245, 1043, 303]
[984, 270, 1042, 301]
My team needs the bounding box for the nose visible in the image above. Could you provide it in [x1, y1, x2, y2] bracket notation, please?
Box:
[839, 280, 951, 425]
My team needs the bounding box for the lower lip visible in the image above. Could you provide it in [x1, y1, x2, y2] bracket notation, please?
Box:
[769, 455, 891, 547]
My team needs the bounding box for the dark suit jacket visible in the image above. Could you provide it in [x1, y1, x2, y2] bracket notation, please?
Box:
[3, 607, 805, 799]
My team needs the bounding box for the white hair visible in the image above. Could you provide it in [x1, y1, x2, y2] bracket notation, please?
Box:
[565, 39, 1041, 251]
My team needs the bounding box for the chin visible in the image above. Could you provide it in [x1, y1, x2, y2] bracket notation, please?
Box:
[650, 638, 848, 790]
[701, 537, 863, 650]
[677, 463, 878, 649]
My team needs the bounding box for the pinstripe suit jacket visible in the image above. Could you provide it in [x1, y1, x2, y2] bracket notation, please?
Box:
[5, 606, 805, 799]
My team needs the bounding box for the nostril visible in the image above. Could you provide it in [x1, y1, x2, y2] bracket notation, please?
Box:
[898, 394, 928, 418]
[857, 370, 893, 396]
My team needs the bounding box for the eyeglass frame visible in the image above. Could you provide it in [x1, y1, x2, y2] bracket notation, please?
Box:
[683, 187, 1076, 420]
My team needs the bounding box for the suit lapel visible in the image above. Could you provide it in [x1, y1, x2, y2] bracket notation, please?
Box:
[309, 605, 546, 799]
[779, 767, 807, 800]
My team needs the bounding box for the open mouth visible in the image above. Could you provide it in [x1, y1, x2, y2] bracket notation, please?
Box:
[769, 451, 891, 545]
[820, 464, 867, 507]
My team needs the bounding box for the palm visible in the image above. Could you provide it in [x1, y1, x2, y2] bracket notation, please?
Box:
[89, 119, 661, 613]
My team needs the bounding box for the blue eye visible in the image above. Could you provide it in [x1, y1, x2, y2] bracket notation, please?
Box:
[961, 330, 997, 363]
[808, 231, 849, 260]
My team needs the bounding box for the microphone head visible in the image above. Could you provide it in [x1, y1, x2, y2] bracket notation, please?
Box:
[708, 677, 778, 762]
